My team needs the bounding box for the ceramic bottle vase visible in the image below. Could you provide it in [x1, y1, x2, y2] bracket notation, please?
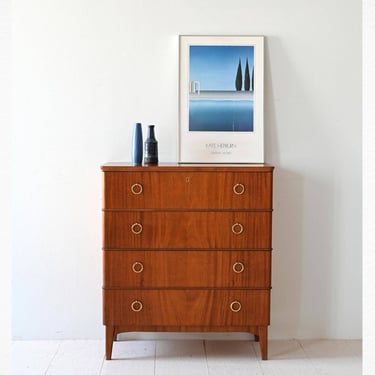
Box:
[131, 123, 143, 166]
[144, 125, 158, 165]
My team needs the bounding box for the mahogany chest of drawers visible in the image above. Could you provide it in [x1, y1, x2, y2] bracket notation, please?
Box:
[101, 163, 274, 360]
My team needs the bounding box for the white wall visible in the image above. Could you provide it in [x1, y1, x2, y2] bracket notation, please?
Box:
[1, 0, 12, 372]
[12, 0, 361, 339]
[363, 0, 375, 371]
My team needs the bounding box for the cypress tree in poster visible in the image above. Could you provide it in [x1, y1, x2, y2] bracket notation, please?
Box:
[251, 66, 254, 91]
[235, 58, 242, 91]
[244, 58, 250, 91]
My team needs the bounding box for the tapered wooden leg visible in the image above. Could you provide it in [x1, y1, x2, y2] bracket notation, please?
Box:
[258, 326, 268, 360]
[253, 327, 259, 341]
[105, 325, 115, 360]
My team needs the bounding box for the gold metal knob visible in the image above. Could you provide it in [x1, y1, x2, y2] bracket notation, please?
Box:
[132, 261, 144, 273]
[230, 300, 242, 312]
[232, 262, 245, 273]
[131, 183, 143, 195]
[231, 223, 244, 235]
[131, 222, 143, 235]
[131, 300, 143, 312]
[233, 183, 245, 195]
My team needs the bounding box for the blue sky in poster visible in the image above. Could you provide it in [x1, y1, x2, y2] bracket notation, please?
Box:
[189, 45, 254, 91]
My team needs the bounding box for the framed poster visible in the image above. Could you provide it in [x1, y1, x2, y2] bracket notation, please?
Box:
[179, 35, 264, 163]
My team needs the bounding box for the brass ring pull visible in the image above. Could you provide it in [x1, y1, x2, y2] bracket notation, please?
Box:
[131, 183, 143, 195]
[131, 222, 143, 235]
[233, 183, 245, 195]
[131, 300, 143, 312]
[233, 261, 245, 273]
[230, 300, 242, 313]
[232, 223, 244, 235]
[132, 261, 144, 273]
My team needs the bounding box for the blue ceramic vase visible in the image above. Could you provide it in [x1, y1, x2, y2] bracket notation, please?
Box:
[131, 123, 143, 166]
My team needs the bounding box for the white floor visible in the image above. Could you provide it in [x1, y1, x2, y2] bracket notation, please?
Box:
[11, 336, 362, 375]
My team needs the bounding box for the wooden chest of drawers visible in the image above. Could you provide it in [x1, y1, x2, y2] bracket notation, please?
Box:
[101, 163, 274, 360]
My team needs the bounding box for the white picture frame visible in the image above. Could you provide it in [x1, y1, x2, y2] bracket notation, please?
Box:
[179, 35, 264, 163]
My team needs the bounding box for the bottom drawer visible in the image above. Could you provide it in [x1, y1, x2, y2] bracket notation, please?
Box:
[103, 289, 270, 327]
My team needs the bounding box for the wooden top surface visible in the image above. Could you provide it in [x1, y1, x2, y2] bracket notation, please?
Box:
[101, 162, 274, 172]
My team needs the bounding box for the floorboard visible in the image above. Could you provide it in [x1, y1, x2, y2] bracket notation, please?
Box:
[11, 338, 362, 375]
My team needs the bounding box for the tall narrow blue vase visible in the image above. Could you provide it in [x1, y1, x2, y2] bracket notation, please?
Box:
[131, 123, 143, 166]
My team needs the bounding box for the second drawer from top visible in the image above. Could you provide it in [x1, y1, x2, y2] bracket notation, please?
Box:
[103, 211, 272, 249]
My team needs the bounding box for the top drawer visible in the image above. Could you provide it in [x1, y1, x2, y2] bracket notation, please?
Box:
[103, 171, 273, 210]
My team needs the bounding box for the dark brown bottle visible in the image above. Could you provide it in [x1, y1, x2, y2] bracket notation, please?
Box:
[144, 125, 158, 165]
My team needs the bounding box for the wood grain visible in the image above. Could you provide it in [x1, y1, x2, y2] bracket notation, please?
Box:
[103, 170, 273, 210]
[103, 211, 272, 249]
[103, 289, 270, 327]
[101, 164, 274, 360]
[103, 250, 271, 288]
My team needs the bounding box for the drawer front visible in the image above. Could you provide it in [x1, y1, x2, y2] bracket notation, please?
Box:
[103, 171, 273, 210]
[103, 289, 270, 326]
[103, 250, 271, 288]
[103, 211, 272, 249]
